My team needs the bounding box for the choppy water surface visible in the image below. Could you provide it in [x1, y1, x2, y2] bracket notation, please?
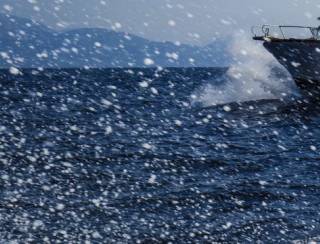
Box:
[0, 68, 319, 243]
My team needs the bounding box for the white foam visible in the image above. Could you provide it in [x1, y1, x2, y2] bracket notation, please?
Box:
[193, 32, 299, 107]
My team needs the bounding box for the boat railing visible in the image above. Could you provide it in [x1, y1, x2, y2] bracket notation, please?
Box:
[251, 25, 320, 40]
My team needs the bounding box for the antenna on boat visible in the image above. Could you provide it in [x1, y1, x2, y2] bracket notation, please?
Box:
[315, 18, 320, 39]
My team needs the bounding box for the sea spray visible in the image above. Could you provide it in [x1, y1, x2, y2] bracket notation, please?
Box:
[193, 32, 299, 106]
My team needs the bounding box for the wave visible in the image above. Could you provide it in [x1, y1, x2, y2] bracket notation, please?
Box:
[192, 32, 300, 106]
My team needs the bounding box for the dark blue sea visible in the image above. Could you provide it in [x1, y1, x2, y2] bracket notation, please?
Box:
[0, 67, 319, 243]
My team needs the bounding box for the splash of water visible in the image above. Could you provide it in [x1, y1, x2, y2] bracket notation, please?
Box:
[193, 32, 299, 106]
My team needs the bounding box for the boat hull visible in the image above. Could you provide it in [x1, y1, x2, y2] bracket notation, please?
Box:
[263, 40, 320, 94]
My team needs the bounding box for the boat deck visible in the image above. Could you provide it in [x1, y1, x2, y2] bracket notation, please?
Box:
[253, 36, 320, 43]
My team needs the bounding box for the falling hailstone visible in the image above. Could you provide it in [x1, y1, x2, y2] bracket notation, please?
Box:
[168, 20, 176, 26]
[175, 120, 182, 126]
[142, 143, 152, 150]
[139, 81, 149, 88]
[310, 145, 317, 151]
[148, 174, 157, 184]
[144, 58, 155, 66]
[223, 105, 232, 112]
[105, 126, 113, 135]
[9, 67, 21, 75]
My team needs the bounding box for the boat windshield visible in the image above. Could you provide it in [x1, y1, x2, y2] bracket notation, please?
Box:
[252, 25, 320, 40]
[310, 27, 320, 39]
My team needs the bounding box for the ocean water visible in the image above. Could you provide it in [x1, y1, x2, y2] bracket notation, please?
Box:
[0, 67, 319, 243]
